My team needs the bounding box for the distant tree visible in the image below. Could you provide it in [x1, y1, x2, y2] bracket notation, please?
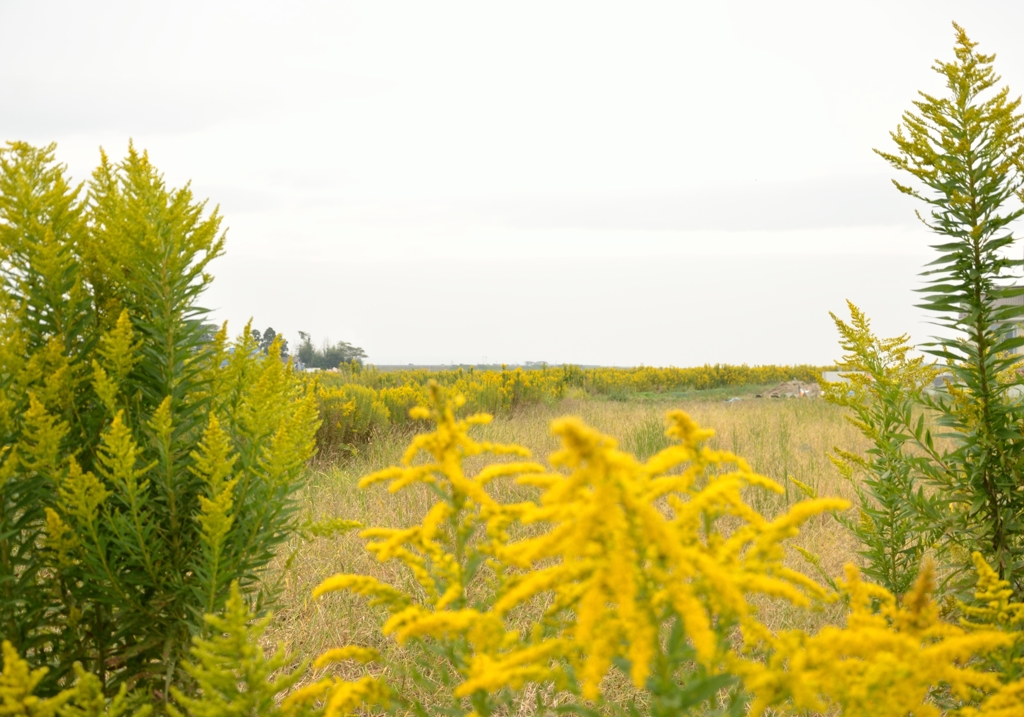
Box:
[250, 326, 288, 357]
[319, 339, 366, 368]
[297, 331, 316, 367]
[296, 331, 366, 369]
[200, 322, 221, 343]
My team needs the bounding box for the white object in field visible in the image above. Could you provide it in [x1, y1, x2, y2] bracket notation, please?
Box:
[821, 371, 867, 384]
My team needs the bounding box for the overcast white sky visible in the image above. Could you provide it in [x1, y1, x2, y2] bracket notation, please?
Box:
[4, 1, 1023, 366]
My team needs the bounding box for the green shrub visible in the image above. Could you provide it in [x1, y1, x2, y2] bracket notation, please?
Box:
[313, 382, 390, 456]
[823, 302, 939, 596]
[834, 24, 1024, 597]
[0, 142, 318, 706]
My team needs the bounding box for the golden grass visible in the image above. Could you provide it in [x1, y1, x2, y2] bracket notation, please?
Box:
[264, 394, 870, 701]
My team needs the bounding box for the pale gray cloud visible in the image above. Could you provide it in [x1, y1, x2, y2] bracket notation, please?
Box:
[207, 252, 933, 366]
[0, 1, 391, 136]
[0, 75, 392, 137]
[441, 175, 913, 232]
[192, 185, 285, 215]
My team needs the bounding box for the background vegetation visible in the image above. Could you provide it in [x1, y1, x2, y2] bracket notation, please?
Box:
[309, 362, 824, 455]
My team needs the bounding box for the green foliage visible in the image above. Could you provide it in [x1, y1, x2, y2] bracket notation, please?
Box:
[0, 141, 91, 685]
[823, 302, 940, 595]
[167, 583, 311, 717]
[252, 327, 289, 357]
[874, 24, 1024, 592]
[0, 640, 151, 717]
[834, 24, 1024, 597]
[295, 332, 366, 370]
[313, 383, 390, 455]
[0, 142, 318, 705]
[624, 413, 673, 460]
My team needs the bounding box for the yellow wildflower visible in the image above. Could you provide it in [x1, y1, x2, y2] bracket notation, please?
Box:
[742, 563, 1014, 717]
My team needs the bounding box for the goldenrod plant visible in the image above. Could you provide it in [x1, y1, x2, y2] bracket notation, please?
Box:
[477, 411, 847, 716]
[168, 582, 386, 717]
[828, 24, 1024, 597]
[0, 640, 151, 716]
[876, 24, 1024, 592]
[0, 142, 318, 705]
[823, 301, 940, 595]
[957, 551, 1024, 692]
[742, 561, 1021, 717]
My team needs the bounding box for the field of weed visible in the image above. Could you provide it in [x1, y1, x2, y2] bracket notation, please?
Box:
[268, 393, 867, 702]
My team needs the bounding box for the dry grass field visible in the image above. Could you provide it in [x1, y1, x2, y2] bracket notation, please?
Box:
[263, 393, 872, 704]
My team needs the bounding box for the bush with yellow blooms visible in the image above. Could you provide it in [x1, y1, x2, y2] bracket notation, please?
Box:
[0, 142, 318, 710]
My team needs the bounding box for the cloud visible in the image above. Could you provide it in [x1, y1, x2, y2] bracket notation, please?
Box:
[450, 175, 915, 232]
[0, 1, 393, 137]
[0, 75, 394, 138]
[205, 251, 932, 366]
[192, 185, 285, 215]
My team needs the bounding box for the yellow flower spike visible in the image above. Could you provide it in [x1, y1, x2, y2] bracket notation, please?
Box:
[897, 560, 938, 633]
[764, 497, 851, 533]
[419, 501, 453, 538]
[548, 416, 620, 468]
[474, 461, 544, 486]
[957, 678, 1024, 717]
[357, 466, 403, 489]
[476, 440, 532, 458]
[280, 679, 333, 710]
[320, 676, 390, 717]
[43, 507, 79, 568]
[379, 604, 427, 641]
[435, 582, 463, 611]
[664, 408, 715, 449]
[959, 550, 1024, 635]
[385, 607, 491, 644]
[408, 406, 430, 420]
[457, 640, 569, 697]
[448, 471, 501, 511]
[642, 449, 692, 479]
[312, 574, 409, 609]
[58, 457, 110, 525]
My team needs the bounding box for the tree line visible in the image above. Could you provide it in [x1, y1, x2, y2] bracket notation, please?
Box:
[246, 327, 367, 369]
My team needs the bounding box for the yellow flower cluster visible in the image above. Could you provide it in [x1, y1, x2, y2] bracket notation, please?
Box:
[0, 640, 150, 716]
[478, 410, 847, 701]
[741, 561, 1019, 716]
